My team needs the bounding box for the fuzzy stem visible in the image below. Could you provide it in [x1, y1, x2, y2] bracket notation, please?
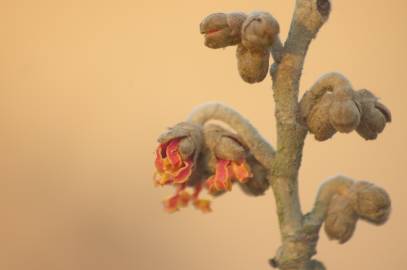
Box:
[187, 102, 275, 168]
[269, 1, 330, 269]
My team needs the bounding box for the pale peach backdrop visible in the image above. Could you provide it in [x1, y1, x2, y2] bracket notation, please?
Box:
[1, 0, 406, 269]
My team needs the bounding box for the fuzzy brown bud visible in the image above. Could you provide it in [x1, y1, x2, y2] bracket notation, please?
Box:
[355, 89, 392, 140]
[307, 92, 337, 141]
[200, 12, 247, 49]
[324, 194, 358, 244]
[352, 181, 391, 224]
[328, 91, 361, 133]
[203, 124, 246, 161]
[236, 44, 269, 84]
[241, 12, 280, 50]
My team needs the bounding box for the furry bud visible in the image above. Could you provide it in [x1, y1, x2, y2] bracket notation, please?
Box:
[324, 194, 358, 244]
[328, 91, 361, 133]
[241, 11, 280, 50]
[203, 124, 246, 161]
[355, 89, 392, 140]
[200, 12, 247, 49]
[352, 181, 391, 224]
[307, 92, 337, 141]
[236, 44, 269, 84]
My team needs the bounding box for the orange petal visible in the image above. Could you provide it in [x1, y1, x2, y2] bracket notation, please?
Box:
[163, 195, 180, 213]
[214, 159, 232, 191]
[232, 160, 252, 183]
[178, 190, 191, 207]
[193, 199, 212, 213]
[206, 176, 219, 193]
[172, 160, 193, 184]
[166, 139, 182, 168]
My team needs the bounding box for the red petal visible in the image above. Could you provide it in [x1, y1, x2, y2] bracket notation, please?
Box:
[163, 195, 180, 213]
[232, 160, 252, 183]
[172, 160, 193, 184]
[154, 144, 166, 172]
[214, 159, 232, 191]
[166, 139, 182, 168]
[178, 191, 191, 207]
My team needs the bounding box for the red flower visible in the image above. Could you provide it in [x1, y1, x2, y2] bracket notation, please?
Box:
[206, 159, 252, 193]
[154, 138, 193, 186]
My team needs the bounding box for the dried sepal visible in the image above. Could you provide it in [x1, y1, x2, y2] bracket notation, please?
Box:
[324, 194, 358, 244]
[307, 92, 336, 141]
[355, 89, 392, 140]
[236, 44, 270, 84]
[200, 12, 247, 49]
[352, 181, 391, 224]
[241, 11, 280, 50]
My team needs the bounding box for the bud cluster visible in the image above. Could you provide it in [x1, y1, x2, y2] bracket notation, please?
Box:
[200, 12, 281, 83]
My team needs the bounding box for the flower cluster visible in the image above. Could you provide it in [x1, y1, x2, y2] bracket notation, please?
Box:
[154, 122, 263, 213]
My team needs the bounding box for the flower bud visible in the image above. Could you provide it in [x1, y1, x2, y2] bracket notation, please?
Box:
[328, 92, 361, 133]
[307, 92, 337, 141]
[352, 181, 391, 224]
[200, 12, 247, 49]
[236, 44, 270, 84]
[355, 89, 392, 140]
[324, 194, 358, 244]
[241, 11, 280, 50]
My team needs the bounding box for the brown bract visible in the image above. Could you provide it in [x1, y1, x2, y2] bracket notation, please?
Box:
[200, 12, 247, 49]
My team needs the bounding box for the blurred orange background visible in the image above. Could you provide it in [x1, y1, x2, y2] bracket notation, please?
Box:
[1, 0, 406, 269]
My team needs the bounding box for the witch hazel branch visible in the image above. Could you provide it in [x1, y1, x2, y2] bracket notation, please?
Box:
[152, 1, 392, 269]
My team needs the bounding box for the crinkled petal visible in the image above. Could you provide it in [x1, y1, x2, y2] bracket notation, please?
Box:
[154, 144, 166, 172]
[172, 160, 193, 184]
[205, 159, 232, 193]
[232, 160, 252, 183]
[214, 159, 232, 191]
[166, 139, 182, 168]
